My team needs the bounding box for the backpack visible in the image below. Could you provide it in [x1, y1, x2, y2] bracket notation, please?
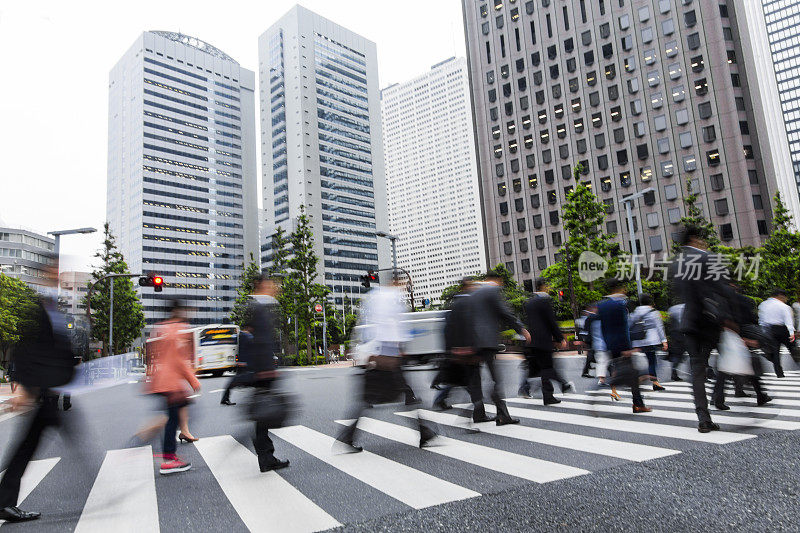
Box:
[629, 309, 654, 342]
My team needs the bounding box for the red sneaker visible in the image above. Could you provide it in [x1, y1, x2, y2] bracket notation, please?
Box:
[159, 456, 191, 475]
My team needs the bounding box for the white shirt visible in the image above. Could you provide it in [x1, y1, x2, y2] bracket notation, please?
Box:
[630, 305, 667, 348]
[361, 285, 409, 351]
[793, 302, 800, 332]
[758, 297, 795, 336]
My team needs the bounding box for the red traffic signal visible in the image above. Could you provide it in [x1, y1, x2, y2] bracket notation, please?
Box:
[139, 273, 164, 292]
[368, 273, 378, 283]
[361, 270, 378, 288]
[558, 289, 566, 301]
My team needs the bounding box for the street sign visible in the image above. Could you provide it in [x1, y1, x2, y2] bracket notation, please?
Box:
[314, 303, 323, 313]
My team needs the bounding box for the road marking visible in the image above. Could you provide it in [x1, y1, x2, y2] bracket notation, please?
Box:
[187, 394, 201, 399]
[195, 435, 340, 533]
[395, 410, 678, 462]
[666, 382, 800, 395]
[75, 446, 159, 533]
[336, 417, 588, 483]
[587, 388, 800, 408]
[0, 457, 60, 528]
[271, 425, 479, 508]
[210, 389, 225, 393]
[506, 396, 800, 431]
[452, 403, 754, 444]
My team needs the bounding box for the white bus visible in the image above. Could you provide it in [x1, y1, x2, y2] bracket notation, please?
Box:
[351, 310, 447, 366]
[191, 324, 239, 376]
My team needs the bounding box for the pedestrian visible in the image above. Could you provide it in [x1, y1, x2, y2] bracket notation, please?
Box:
[712, 281, 772, 408]
[758, 288, 795, 378]
[6, 359, 17, 393]
[586, 303, 611, 387]
[432, 277, 479, 411]
[597, 278, 651, 413]
[0, 265, 77, 523]
[519, 278, 572, 404]
[629, 294, 667, 391]
[576, 306, 596, 378]
[220, 334, 252, 407]
[337, 275, 436, 451]
[666, 302, 687, 381]
[242, 274, 291, 472]
[465, 269, 531, 425]
[669, 225, 734, 433]
[146, 301, 201, 475]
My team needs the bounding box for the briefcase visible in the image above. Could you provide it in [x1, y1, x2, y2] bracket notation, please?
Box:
[246, 388, 294, 429]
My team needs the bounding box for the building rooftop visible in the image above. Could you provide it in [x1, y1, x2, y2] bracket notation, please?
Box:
[150, 31, 238, 64]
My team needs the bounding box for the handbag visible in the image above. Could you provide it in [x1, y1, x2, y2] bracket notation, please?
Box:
[630, 310, 654, 342]
[717, 329, 754, 376]
[246, 388, 294, 428]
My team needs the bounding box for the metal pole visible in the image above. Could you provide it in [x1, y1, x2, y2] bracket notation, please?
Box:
[624, 200, 643, 298]
[322, 302, 327, 363]
[109, 277, 114, 356]
[390, 237, 398, 278]
[53, 235, 61, 277]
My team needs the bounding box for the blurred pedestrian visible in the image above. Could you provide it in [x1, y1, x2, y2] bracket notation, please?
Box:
[629, 294, 667, 391]
[432, 277, 479, 411]
[242, 274, 291, 472]
[465, 270, 531, 425]
[598, 278, 651, 413]
[337, 275, 436, 451]
[576, 305, 597, 378]
[670, 225, 734, 433]
[0, 264, 77, 522]
[6, 359, 17, 393]
[667, 302, 687, 381]
[758, 288, 795, 378]
[519, 278, 572, 404]
[145, 301, 200, 475]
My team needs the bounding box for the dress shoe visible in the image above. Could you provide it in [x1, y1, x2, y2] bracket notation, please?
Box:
[632, 405, 652, 413]
[433, 399, 451, 411]
[757, 394, 773, 406]
[517, 389, 532, 399]
[258, 457, 290, 472]
[543, 397, 561, 405]
[652, 381, 666, 391]
[698, 421, 721, 433]
[776, 370, 785, 378]
[419, 426, 437, 448]
[178, 433, 199, 443]
[472, 415, 496, 423]
[496, 417, 520, 426]
[714, 403, 731, 411]
[734, 390, 751, 398]
[405, 397, 422, 406]
[561, 381, 575, 394]
[220, 399, 236, 406]
[0, 506, 40, 523]
[581, 372, 592, 378]
[671, 371, 682, 382]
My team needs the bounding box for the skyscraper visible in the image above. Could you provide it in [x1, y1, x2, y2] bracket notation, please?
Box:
[463, 0, 782, 288]
[259, 5, 389, 308]
[382, 57, 486, 305]
[107, 31, 258, 326]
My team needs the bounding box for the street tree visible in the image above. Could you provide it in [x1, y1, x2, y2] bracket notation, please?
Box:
[229, 254, 261, 328]
[672, 177, 720, 252]
[755, 192, 800, 297]
[84, 223, 145, 357]
[0, 273, 39, 367]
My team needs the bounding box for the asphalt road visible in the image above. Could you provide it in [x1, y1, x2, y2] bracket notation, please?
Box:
[1, 355, 799, 532]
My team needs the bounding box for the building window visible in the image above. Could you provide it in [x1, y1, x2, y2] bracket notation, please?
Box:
[665, 40, 678, 58]
[598, 154, 609, 170]
[646, 212, 659, 228]
[676, 108, 689, 125]
[521, 258, 531, 273]
[600, 23, 611, 40]
[691, 55, 705, 73]
[517, 218, 527, 231]
[498, 183, 507, 196]
[731, 73, 741, 87]
[608, 84, 619, 101]
[642, 27, 654, 44]
[683, 155, 697, 172]
[533, 216, 543, 231]
[659, 0, 671, 13]
[537, 255, 547, 269]
[672, 85, 686, 102]
[654, 114, 667, 132]
[627, 78, 640, 94]
[714, 199, 729, 216]
[552, 232, 562, 247]
[703, 125, 716, 143]
[502, 221, 510, 235]
[698, 101, 712, 119]
[710, 173, 724, 191]
[649, 235, 664, 252]
[668, 207, 681, 224]
[652, 91, 664, 109]
[637, 144, 649, 160]
[621, 35, 633, 51]
[706, 149, 720, 166]
[647, 71, 660, 87]
[496, 163, 505, 177]
[749, 170, 759, 184]
[530, 193, 540, 207]
[687, 32, 700, 50]
[620, 171, 631, 187]
[504, 241, 513, 255]
[549, 210, 559, 225]
[685, 10, 697, 27]
[607, 220, 618, 234]
[619, 14, 630, 30]
[665, 183, 678, 200]
[668, 63, 682, 80]
[595, 132, 606, 149]
[695, 78, 708, 96]
[630, 99, 642, 115]
[603, 198, 615, 213]
[662, 18, 675, 35]
[614, 128, 625, 144]
[657, 137, 670, 154]
[758, 220, 768, 235]
[499, 202, 509, 216]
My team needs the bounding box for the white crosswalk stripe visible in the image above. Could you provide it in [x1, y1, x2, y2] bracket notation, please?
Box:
[271, 425, 480, 509]
[335, 417, 589, 483]
[75, 446, 159, 533]
[396, 409, 679, 461]
[585, 389, 800, 413]
[0, 458, 59, 529]
[666, 381, 800, 395]
[195, 435, 341, 533]
[453, 403, 755, 443]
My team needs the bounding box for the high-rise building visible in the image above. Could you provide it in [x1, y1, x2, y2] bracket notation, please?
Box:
[107, 31, 259, 326]
[259, 6, 389, 308]
[463, 0, 782, 288]
[0, 227, 55, 288]
[58, 271, 92, 315]
[382, 57, 486, 305]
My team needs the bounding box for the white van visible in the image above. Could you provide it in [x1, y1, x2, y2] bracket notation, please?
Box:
[351, 310, 447, 366]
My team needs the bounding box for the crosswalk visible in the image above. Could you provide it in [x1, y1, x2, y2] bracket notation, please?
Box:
[8, 371, 800, 532]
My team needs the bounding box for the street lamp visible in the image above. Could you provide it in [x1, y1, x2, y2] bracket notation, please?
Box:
[619, 188, 654, 299]
[48, 227, 97, 275]
[375, 231, 398, 278]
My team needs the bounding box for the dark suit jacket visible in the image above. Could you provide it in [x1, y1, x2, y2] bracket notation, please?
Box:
[444, 293, 475, 351]
[524, 293, 563, 350]
[598, 295, 631, 355]
[243, 297, 279, 373]
[469, 283, 524, 350]
[670, 246, 733, 341]
[13, 297, 76, 389]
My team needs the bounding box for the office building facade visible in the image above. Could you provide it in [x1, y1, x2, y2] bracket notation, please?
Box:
[382, 57, 486, 305]
[259, 6, 389, 308]
[107, 31, 259, 326]
[0, 227, 56, 288]
[59, 271, 92, 315]
[463, 0, 780, 288]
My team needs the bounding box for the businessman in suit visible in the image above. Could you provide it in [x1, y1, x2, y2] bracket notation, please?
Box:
[466, 269, 530, 425]
[521, 278, 571, 404]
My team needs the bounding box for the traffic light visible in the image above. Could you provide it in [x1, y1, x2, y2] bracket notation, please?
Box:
[139, 273, 164, 292]
[557, 289, 566, 302]
[360, 270, 379, 288]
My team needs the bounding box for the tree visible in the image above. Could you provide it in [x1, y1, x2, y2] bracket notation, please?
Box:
[439, 264, 529, 318]
[755, 192, 800, 297]
[543, 163, 620, 316]
[672, 177, 719, 252]
[84, 223, 145, 357]
[229, 254, 261, 327]
[0, 273, 39, 366]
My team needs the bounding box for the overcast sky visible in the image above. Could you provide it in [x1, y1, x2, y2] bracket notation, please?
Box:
[0, 0, 465, 272]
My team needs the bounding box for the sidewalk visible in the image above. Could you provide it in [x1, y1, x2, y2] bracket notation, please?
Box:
[0, 382, 14, 405]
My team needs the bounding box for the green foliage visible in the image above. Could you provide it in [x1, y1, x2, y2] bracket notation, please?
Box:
[84, 223, 145, 357]
[0, 273, 39, 365]
[672, 177, 720, 253]
[753, 192, 800, 298]
[439, 264, 530, 317]
[229, 255, 261, 328]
